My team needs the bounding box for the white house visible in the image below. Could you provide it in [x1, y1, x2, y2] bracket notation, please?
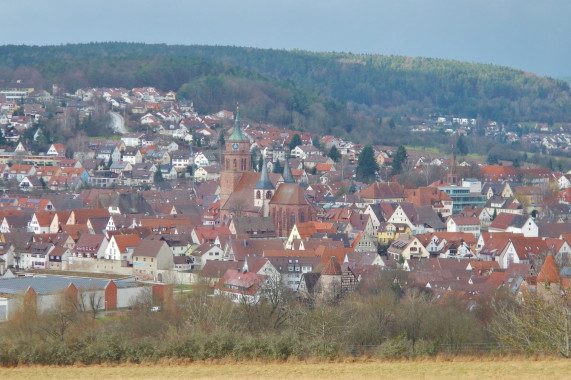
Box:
[446, 216, 481, 237]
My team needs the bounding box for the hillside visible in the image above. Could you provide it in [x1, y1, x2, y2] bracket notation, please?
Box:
[0, 43, 570, 143]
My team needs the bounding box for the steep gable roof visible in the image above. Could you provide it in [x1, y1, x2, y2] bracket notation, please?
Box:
[537, 255, 560, 283]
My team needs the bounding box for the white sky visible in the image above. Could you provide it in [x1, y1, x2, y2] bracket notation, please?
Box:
[3, 0, 570, 78]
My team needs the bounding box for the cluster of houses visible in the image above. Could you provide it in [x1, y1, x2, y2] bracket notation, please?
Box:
[0, 82, 568, 310]
[0, 161, 568, 307]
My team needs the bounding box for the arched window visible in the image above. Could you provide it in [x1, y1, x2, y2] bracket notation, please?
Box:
[265, 190, 272, 199]
[290, 213, 295, 227]
[233, 159, 237, 169]
[226, 159, 230, 170]
[300, 211, 305, 223]
[256, 190, 261, 199]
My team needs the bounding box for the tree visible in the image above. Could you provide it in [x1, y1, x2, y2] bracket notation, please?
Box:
[312, 135, 321, 149]
[486, 153, 499, 165]
[327, 145, 341, 163]
[217, 130, 225, 147]
[512, 158, 520, 168]
[289, 133, 302, 150]
[489, 291, 570, 357]
[272, 160, 283, 174]
[388, 118, 396, 129]
[257, 155, 264, 172]
[392, 145, 408, 175]
[356, 145, 379, 184]
[154, 169, 164, 183]
[456, 135, 468, 155]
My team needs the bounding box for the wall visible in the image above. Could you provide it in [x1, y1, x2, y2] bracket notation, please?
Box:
[63, 257, 134, 276]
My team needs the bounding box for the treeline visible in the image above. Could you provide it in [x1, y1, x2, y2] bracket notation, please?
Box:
[1, 43, 569, 125]
[0, 272, 567, 366]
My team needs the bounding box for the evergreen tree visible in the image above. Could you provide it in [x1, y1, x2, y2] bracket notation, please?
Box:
[392, 145, 408, 175]
[356, 145, 379, 184]
[257, 155, 264, 172]
[154, 169, 164, 183]
[456, 135, 468, 155]
[327, 145, 341, 162]
[513, 158, 520, 168]
[289, 133, 302, 150]
[272, 160, 283, 174]
[217, 131, 225, 147]
[311, 135, 321, 149]
[486, 153, 498, 165]
[389, 118, 396, 129]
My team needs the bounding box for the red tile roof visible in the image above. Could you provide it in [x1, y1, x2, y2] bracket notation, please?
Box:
[537, 255, 560, 283]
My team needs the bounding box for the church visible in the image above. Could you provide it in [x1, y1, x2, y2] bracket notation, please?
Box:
[219, 113, 315, 237]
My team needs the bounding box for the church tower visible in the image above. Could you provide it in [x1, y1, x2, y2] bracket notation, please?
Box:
[253, 160, 275, 217]
[220, 109, 251, 207]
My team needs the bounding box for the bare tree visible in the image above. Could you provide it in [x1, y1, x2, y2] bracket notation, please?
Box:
[40, 291, 80, 342]
[489, 291, 570, 357]
[78, 288, 104, 319]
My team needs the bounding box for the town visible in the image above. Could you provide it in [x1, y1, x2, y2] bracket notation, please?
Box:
[0, 81, 568, 338]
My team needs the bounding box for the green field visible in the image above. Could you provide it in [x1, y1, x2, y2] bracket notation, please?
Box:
[0, 359, 568, 380]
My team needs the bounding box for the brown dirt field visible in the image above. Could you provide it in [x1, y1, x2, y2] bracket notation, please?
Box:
[0, 358, 569, 380]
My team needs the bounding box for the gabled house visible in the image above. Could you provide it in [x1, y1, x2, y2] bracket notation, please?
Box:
[359, 182, 404, 204]
[378, 222, 412, 246]
[29, 211, 58, 234]
[485, 196, 523, 217]
[19, 175, 43, 192]
[480, 165, 518, 182]
[73, 234, 108, 259]
[19, 242, 54, 269]
[121, 148, 143, 165]
[489, 213, 538, 237]
[132, 237, 174, 281]
[0, 214, 30, 234]
[104, 233, 140, 262]
[446, 216, 481, 237]
[387, 234, 430, 261]
[6, 164, 36, 182]
[194, 152, 217, 167]
[96, 145, 121, 165]
[47, 245, 71, 270]
[190, 243, 224, 270]
[404, 187, 453, 218]
[214, 268, 268, 304]
[46, 143, 66, 157]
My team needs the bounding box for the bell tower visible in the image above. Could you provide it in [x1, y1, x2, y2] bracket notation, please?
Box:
[254, 159, 275, 217]
[220, 107, 251, 207]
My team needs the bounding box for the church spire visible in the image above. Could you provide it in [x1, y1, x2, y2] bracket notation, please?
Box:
[254, 159, 274, 189]
[229, 104, 247, 141]
[282, 157, 295, 183]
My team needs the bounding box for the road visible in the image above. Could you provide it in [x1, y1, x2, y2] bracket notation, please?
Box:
[109, 111, 127, 135]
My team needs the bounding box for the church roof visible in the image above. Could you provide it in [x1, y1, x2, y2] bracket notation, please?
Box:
[222, 172, 281, 213]
[270, 183, 308, 205]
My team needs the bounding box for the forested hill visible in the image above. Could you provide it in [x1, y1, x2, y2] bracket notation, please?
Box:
[1, 43, 570, 135]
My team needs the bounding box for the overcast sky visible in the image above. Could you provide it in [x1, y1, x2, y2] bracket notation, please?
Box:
[3, 1, 569, 78]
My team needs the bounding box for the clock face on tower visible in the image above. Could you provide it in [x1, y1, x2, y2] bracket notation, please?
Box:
[232, 143, 239, 151]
